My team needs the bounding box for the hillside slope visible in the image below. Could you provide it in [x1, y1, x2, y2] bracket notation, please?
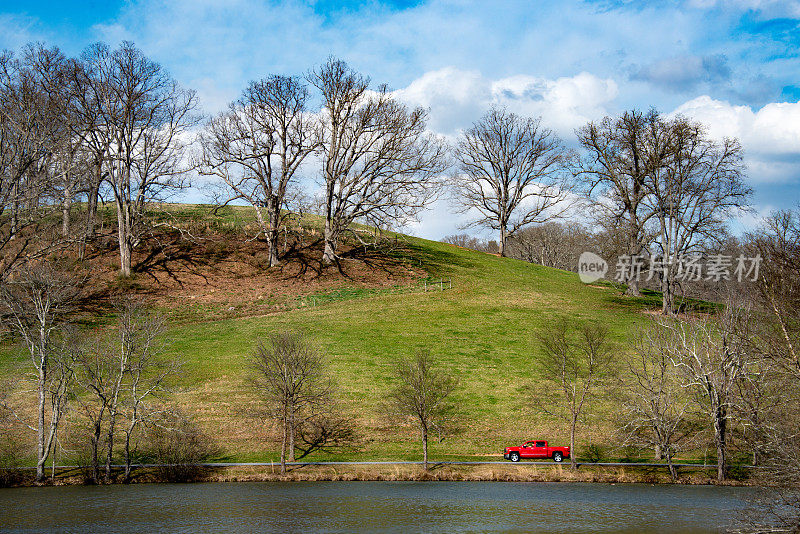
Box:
[2, 205, 666, 463]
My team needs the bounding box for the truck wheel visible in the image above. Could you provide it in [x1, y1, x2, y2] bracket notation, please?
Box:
[553, 452, 563, 463]
[510, 452, 520, 462]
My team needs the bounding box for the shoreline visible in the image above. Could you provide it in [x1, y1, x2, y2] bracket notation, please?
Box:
[1, 462, 760, 488]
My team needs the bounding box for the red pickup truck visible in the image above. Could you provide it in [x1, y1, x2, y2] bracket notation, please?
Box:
[503, 440, 570, 462]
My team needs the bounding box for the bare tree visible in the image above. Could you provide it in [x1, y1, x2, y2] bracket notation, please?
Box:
[308, 58, 447, 264]
[85, 42, 197, 277]
[250, 332, 333, 474]
[0, 46, 71, 280]
[619, 323, 696, 480]
[117, 304, 174, 483]
[732, 209, 800, 531]
[198, 75, 317, 267]
[576, 110, 664, 295]
[0, 264, 79, 482]
[734, 356, 785, 467]
[748, 209, 800, 379]
[534, 321, 613, 469]
[75, 299, 172, 483]
[441, 233, 499, 253]
[388, 350, 458, 470]
[656, 308, 751, 481]
[506, 222, 592, 271]
[451, 107, 573, 257]
[647, 116, 751, 314]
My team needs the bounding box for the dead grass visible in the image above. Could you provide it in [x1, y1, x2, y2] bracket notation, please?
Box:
[10, 463, 752, 487]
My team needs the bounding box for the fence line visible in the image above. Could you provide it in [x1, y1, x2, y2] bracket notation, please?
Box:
[423, 278, 452, 291]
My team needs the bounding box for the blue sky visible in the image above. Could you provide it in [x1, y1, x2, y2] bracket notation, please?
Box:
[2, 0, 799, 238]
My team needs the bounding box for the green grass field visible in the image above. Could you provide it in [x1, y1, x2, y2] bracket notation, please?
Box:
[158, 229, 665, 462]
[0, 205, 689, 465]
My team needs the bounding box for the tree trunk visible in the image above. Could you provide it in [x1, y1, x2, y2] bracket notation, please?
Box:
[80, 165, 102, 260]
[254, 201, 281, 268]
[625, 226, 641, 296]
[661, 285, 672, 315]
[714, 404, 727, 482]
[322, 219, 336, 264]
[268, 238, 279, 268]
[666, 452, 678, 482]
[626, 275, 641, 297]
[499, 227, 507, 257]
[422, 424, 429, 471]
[123, 428, 133, 483]
[124, 437, 131, 483]
[86, 162, 102, 237]
[62, 183, 72, 238]
[36, 355, 46, 482]
[287, 408, 295, 462]
[10, 189, 18, 240]
[280, 415, 288, 475]
[655, 443, 662, 460]
[105, 414, 116, 483]
[90, 422, 102, 484]
[570, 418, 577, 470]
[119, 237, 132, 278]
[116, 200, 132, 277]
[268, 196, 281, 267]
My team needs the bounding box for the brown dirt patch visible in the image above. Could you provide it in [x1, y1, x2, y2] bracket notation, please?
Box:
[68, 227, 425, 319]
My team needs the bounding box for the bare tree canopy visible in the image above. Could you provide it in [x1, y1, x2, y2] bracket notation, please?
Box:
[308, 57, 447, 264]
[576, 109, 663, 295]
[647, 116, 751, 314]
[619, 323, 697, 480]
[67, 43, 117, 247]
[578, 109, 750, 312]
[83, 41, 198, 277]
[388, 350, 458, 470]
[748, 209, 800, 379]
[197, 75, 317, 267]
[75, 298, 173, 484]
[505, 222, 592, 271]
[451, 107, 574, 257]
[250, 332, 338, 474]
[0, 45, 78, 280]
[534, 321, 613, 469]
[654, 307, 751, 481]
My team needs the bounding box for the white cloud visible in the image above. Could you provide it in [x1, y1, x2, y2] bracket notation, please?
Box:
[393, 68, 491, 135]
[671, 96, 800, 184]
[492, 72, 619, 135]
[394, 68, 618, 138]
[673, 96, 800, 153]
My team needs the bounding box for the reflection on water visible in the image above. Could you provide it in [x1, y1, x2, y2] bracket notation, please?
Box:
[0, 481, 757, 533]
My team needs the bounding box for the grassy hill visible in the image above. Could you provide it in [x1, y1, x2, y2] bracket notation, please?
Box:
[1, 204, 675, 464]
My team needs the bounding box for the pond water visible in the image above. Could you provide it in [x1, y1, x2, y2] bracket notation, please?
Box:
[0, 481, 758, 533]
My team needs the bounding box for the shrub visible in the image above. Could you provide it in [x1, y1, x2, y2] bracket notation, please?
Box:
[0, 435, 27, 487]
[584, 444, 606, 463]
[144, 413, 217, 482]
